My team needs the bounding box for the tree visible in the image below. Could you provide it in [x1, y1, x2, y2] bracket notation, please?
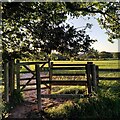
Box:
[2, 2, 119, 61]
[65, 2, 120, 42]
[113, 52, 120, 59]
[2, 2, 96, 61]
[99, 51, 113, 59]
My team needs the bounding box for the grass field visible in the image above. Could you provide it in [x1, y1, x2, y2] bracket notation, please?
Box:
[20, 60, 120, 79]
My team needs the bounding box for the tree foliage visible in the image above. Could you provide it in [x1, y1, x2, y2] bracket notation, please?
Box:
[2, 2, 120, 61]
[99, 51, 113, 58]
[65, 2, 120, 42]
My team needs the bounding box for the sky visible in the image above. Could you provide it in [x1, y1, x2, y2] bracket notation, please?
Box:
[66, 15, 119, 52]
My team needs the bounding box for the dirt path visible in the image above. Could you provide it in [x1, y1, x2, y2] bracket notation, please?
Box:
[8, 89, 65, 118]
[8, 73, 65, 118]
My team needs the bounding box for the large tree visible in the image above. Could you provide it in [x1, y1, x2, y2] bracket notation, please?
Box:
[2, 2, 120, 61]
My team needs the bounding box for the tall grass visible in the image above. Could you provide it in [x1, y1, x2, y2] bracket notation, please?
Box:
[45, 81, 120, 119]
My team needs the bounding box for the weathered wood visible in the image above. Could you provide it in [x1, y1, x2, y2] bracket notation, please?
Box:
[96, 66, 99, 85]
[4, 62, 9, 102]
[40, 62, 48, 68]
[52, 67, 85, 70]
[52, 73, 85, 76]
[86, 62, 92, 94]
[9, 59, 15, 93]
[23, 65, 35, 76]
[41, 76, 49, 79]
[35, 64, 41, 111]
[41, 94, 87, 99]
[20, 77, 34, 91]
[52, 64, 86, 66]
[99, 69, 120, 72]
[91, 64, 97, 92]
[20, 77, 36, 81]
[18, 61, 48, 65]
[99, 77, 120, 80]
[48, 61, 53, 94]
[23, 88, 36, 91]
[20, 71, 35, 74]
[16, 60, 20, 91]
[20, 82, 36, 86]
[41, 80, 87, 86]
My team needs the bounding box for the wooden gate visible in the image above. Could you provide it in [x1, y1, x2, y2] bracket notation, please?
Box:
[15, 60, 50, 92]
[35, 62, 98, 110]
[2, 60, 98, 108]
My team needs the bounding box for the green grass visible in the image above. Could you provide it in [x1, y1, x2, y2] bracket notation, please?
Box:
[44, 81, 120, 120]
[19, 60, 120, 79]
[3, 60, 120, 119]
[52, 86, 86, 95]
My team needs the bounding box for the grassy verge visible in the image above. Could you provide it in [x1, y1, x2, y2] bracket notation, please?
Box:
[44, 81, 120, 120]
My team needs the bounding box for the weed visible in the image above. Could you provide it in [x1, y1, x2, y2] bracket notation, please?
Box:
[2, 89, 24, 118]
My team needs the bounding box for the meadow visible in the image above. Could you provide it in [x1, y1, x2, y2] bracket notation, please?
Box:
[21, 60, 119, 79]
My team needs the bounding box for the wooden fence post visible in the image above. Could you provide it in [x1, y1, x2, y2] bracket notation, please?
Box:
[4, 62, 9, 102]
[9, 59, 15, 94]
[86, 62, 93, 94]
[16, 60, 20, 91]
[96, 66, 99, 86]
[35, 64, 41, 111]
[91, 64, 97, 92]
[48, 61, 53, 94]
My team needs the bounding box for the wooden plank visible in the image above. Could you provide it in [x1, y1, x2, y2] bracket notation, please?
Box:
[41, 80, 87, 86]
[52, 64, 86, 66]
[86, 62, 92, 94]
[91, 65, 97, 92]
[96, 66, 99, 85]
[52, 67, 85, 70]
[20, 82, 36, 86]
[35, 64, 41, 111]
[23, 65, 35, 76]
[99, 69, 120, 72]
[18, 61, 48, 65]
[99, 77, 120, 80]
[4, 62, 9, 102]
[41, 76, 49, 79]
[20, 75, 35, 91]
[9, 60, 15, 93]
[16, 60, 20, 91]
[41, 94, 87, 99]
[20, 77, 36, 80]
[23, 88, 36, 91]
[41, 62, 48, 68]
[52, 73, 85, 76]
[48, 62, 53, 94]
[20, 71, 35, 74]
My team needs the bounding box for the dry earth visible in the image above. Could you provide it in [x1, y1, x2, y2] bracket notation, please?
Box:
[7, 73, 66, 118]
[8, 89, 66, 118]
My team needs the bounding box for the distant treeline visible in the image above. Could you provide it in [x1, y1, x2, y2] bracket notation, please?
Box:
[21, 51, 120, 61]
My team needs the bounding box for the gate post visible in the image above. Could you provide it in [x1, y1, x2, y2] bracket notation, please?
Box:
[86, 62, 93, 94]
[4, 62, 9, 102]
[9, 59, 15, 94]
[91, 64, 97, 92]
[16, 60, 20, 91]
[96, 66, 99, 86]
[35, 64, 41, 111]
[48, 61, 53, 94]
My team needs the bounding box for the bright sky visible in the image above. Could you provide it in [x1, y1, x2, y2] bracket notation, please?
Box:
[66, 15, 119, 52]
